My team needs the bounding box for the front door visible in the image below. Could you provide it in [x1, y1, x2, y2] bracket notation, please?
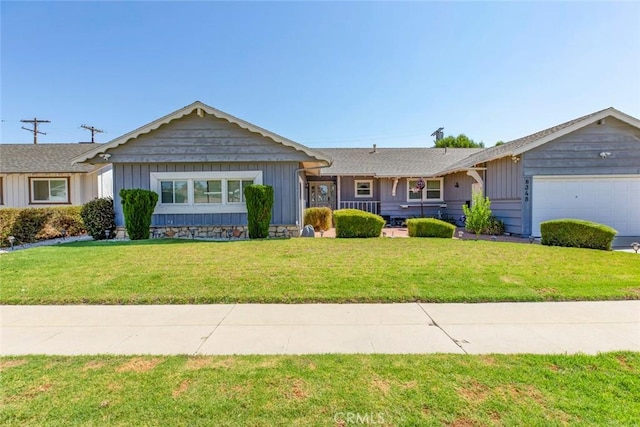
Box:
[309, 182, 336, 210]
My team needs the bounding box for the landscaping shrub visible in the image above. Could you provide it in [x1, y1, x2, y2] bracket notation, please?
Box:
[407, 218, 455, 238]
[484, 215, 505, 235]
[304, 207, 332, 231]
[119, 189, 158, 240]
[463, 192, 492, 238]
[334, 209, 384, 238]
[244, 184, 274, 239]
[36, 206, 85, 240]
[540, 219, 616, 250]
[0, 206, 85, 246]
[81, 197, 116, 240]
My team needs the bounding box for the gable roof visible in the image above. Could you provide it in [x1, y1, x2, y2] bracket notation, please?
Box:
[73, 101, 331, 167]
[439, 107, 640, 175]
[317, 147, 483, 177]
[0, 143, 101, 173]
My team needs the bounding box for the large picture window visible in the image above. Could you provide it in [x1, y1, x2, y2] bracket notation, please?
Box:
[407, 178, 443, 202]
[29, 177, 70, 204]
[150, 171, 263, 214]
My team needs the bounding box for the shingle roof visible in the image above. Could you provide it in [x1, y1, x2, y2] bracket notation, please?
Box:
[0, 143, 100, 173]
[316, 147, 484, 177]
[438, 107, 637, 174]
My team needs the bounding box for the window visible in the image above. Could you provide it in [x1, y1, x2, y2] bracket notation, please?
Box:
[227, 180, 254, 204]
[354, 180, 373, 198]
[150, 171, 262, 214]
[407, 178, 443, 201]
[194, 180, 222, 204]
[161, 180, 188, 204]
[29, 177, 70, 204]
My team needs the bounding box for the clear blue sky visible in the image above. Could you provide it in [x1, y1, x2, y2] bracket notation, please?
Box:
[1, 1, 639, 147]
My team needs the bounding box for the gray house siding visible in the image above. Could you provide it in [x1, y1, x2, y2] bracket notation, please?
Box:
[485, 157, 523, 235]
[523, 119, 640, 176]
[522, 118, 640, 236]
[442, 172, 474, 222]
[105, 112, 313, 163]
[113, 162, 300, 227]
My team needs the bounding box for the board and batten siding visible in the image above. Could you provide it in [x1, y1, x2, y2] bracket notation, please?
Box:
[521, 118, 640, 236]
[113, 162, 300, 227]
[104, 112, 313, 164]
[0, 172, 97, 208]
[485, 157, 523, 235]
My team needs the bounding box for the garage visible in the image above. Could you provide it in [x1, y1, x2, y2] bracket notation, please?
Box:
[531, 176, 640, 237]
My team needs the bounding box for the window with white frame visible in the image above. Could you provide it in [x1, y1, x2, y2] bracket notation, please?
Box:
[29, 177, 70, 204]
[354, 180, 373, 198]
[150, 171, 263, 214]
[407, 178, 443, 201]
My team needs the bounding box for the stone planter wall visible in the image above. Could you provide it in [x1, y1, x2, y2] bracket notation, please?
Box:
[114, 225, 300, 240]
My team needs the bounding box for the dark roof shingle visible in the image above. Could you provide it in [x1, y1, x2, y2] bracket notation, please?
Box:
[0, 143, 100, 173]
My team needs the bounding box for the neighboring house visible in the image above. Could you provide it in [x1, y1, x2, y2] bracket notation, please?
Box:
[73, 101, 331, 238]
[0, 143, 113, 208]
[309, 147, 483, 224]
[436, 107, 640, 237]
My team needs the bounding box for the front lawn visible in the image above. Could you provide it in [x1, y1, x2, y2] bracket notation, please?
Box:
[1, 353, 638, 426]
[0, 239, 638, 304]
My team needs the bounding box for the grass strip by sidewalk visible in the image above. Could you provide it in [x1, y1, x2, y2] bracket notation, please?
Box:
[1, 238, 638, 304]
[1, 353, 639, 426]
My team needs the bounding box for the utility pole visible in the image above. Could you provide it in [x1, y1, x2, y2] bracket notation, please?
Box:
[21, 118, 50, 144]
[80, 124, 105, 143]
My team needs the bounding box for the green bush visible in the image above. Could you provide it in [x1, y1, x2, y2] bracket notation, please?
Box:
[334, 209, 384, 238]
[244, 185, 274, 239]
[119, 189, 158, 240]
[0, 207, 85, 246]
[540, 219, 616, 251]
[304, 207, 332, 231]
[484, 215, 505, 235]
[463, 192, 492, 238]
[81, 197, 116, 240]
[407, 218, 455, 238]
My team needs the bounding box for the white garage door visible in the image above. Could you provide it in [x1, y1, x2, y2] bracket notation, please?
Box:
[532, 176, 640, 237]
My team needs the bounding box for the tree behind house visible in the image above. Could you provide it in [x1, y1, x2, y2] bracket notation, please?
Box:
[434, 134, 484, 148]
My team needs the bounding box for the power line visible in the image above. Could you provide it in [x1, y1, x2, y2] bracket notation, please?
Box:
[21, 117, 50, 144]
[80, 124, 105, 143]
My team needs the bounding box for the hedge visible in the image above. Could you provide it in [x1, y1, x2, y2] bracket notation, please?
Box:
[0, 206, 85, 247]
[244, 185, 274, 239]
[334, 209, 384, 238]
[304, 207, 332, 231]
[120, 189, 158, 240]
[540, 219, 617, 251]
[407, 218, 455, 238]
[80, 197, 116, 240]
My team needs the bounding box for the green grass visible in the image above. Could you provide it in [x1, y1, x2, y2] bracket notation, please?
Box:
[1, 353, 638, 426]
[1, 239, 638, 304]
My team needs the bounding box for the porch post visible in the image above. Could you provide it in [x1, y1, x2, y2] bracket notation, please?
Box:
[336, 176, 341, 211]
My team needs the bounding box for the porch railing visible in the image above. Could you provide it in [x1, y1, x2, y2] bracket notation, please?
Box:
[339, 200, 380, 215]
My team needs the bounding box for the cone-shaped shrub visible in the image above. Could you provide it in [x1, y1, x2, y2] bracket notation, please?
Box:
[244, 185, 274, 239]
[119, 189, 158, 240]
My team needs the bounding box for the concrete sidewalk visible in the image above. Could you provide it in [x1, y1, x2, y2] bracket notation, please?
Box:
[1, 301, 639, 356]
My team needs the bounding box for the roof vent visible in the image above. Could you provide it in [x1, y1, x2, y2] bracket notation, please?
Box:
[370, 143, 377, 154]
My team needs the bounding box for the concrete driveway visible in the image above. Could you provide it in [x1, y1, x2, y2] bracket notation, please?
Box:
[1, 301, 638, 356]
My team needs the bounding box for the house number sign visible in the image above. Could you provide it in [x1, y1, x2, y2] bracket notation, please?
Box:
[524, 178, 530, 203]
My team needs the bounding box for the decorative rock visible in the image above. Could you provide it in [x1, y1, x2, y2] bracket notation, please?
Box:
[301, 225, 315, 237]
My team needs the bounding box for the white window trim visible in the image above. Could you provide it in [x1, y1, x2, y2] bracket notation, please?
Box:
[29, 177, 70, 204]
[354, 179, 373, 198]
[150, 171, 263, 214]
[406, 178, 443, 202]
